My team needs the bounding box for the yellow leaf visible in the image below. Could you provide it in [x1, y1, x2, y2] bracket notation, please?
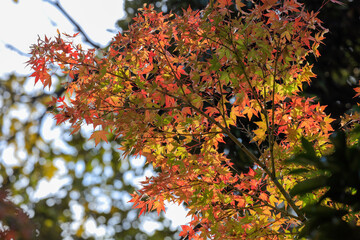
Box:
[269, 195, 277, 206]
[252, 119, 267, 143]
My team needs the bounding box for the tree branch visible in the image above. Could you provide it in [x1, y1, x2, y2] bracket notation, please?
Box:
[43, 0, 101, 49]
[4, 43, 30, 57]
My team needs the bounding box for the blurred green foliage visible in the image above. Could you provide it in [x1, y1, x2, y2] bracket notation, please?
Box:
[0, 74, 177, 239]
[286, 128, 360, 239]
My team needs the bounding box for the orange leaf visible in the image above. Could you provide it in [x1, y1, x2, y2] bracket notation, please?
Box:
[152, 200, 166, 216]
[259, 192, 268, 201]
[140, 63, 153, 74]
[218, 0, 232, 8]
[235, 0, 245, 9]
[89, 130, 109, 146]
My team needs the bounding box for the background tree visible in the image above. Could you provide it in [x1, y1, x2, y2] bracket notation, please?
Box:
[0, 75, 177, 239]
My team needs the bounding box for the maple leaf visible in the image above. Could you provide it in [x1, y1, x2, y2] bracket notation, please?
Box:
[354, 87, 360, 98]
[247, 168, 257, 177]
[218, 0, 232, 8]
[179, 225, 195, 238]
[139, 63, 153, 75]
[152, 200, 166, 216]
[252, 120, 267, 143]
[235, 0, 245, 9]
[205, 107, 219, 117]
[89, 130, 109, 146]
[261, 0, 278, 7]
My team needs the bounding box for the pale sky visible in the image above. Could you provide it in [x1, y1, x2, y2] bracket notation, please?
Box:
[0, 0, 190, 237]
[0, 0, 124, 77]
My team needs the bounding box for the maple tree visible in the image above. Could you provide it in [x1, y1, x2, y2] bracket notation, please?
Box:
[27, 0, 358, 239]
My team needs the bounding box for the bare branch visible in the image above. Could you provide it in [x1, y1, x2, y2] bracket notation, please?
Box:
[4, 43, 30, 57]
[43, 0, 101, 49]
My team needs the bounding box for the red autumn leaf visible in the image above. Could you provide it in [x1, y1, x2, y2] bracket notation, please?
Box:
[205, 107, 220, 117]
[247, 168, 256, 177]
[261, 0, 278, 7]
[235, 0, 245, 9]
[259, 192, 268, 201]
[354, 87, 360, 98]
[179, 225, 194, 237]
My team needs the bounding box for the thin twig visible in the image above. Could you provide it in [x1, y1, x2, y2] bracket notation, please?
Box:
[43, 0, 101, 49]
[4, 43, 30, 57]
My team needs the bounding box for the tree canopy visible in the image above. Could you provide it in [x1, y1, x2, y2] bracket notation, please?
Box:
[26, 0, 360, 239]
[2, 0, 360, 239]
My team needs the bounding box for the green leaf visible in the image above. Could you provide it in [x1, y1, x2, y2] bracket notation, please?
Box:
[287, 168, 310, 175]
[301, 137, 317, 159]
[290, 176, 328, 196]
[210, 55, 221, 71]
[220, 71, 230, 84]
[284, 154, 321, 168]
[99, 66, 107, 78]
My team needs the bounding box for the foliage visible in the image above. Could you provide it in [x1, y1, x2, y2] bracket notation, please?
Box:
[119, 0, 360, 129]
[286, 128, 360, 239]
[0, 188, 34, 240]
[27, 0, 355, 239]
[117, 0, 209, 31]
